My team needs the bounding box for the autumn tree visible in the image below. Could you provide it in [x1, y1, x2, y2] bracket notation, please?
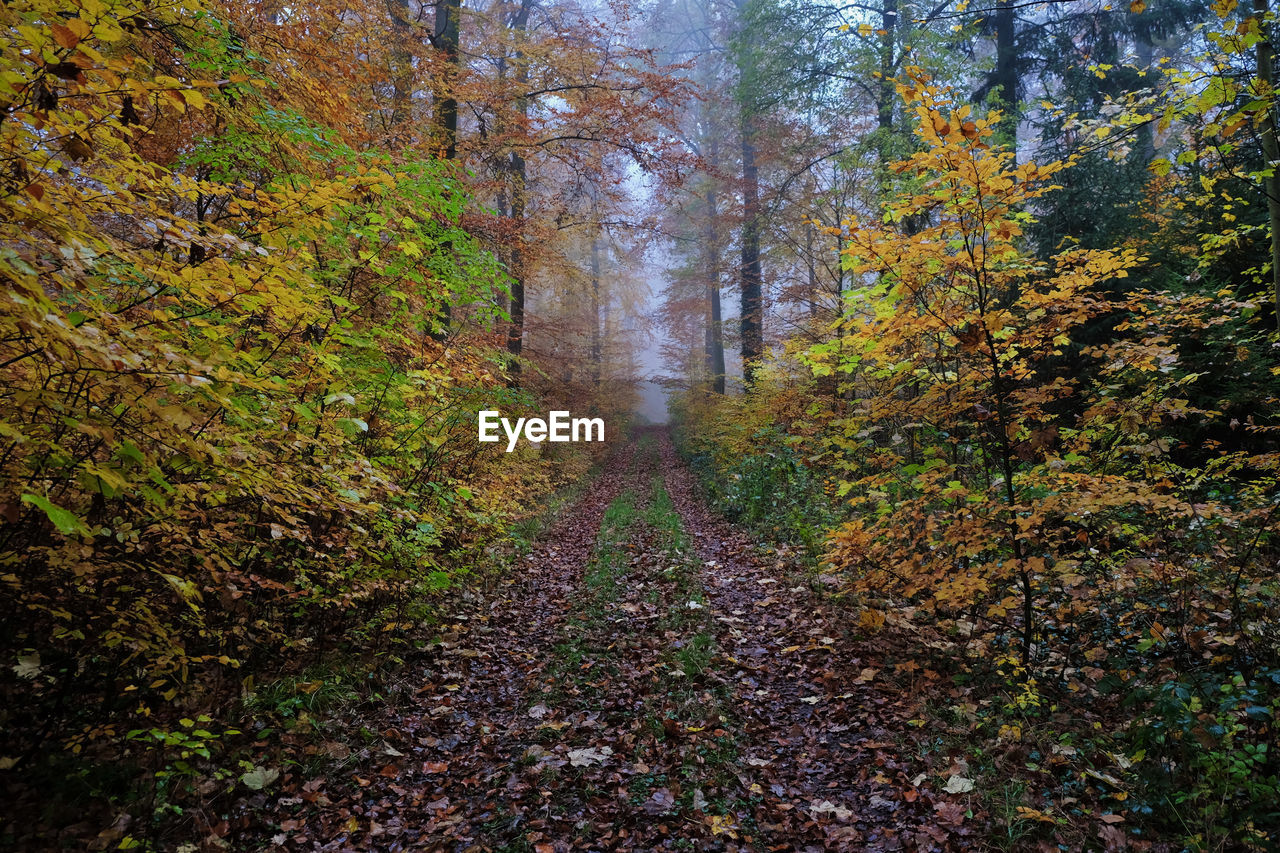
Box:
[813, 76, 1147, 663]
[0, 0, 639, 838]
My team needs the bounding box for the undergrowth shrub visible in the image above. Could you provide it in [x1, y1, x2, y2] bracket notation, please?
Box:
[0, 0, 614, 844]
[675, 73, 1280, 849]
[670, 379, 840, 553]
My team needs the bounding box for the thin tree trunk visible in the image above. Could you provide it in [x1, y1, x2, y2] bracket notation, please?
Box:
[431, 0, 461, 339]
[709, 278, 725, 394]
[739, 107, 763, 387]
[705, 184, 726, 395]
[506, 148, 526, 374]
[732, 0, 763, 388]
[878, 0, 896, 134]
[1134, 17, 1156, 163]
[703, 133, 726, 394]
[434, 0, 460, 160]
[387, 0, 413, 131]
[1256, 0, 1280, 333]
[505, 0, 534, 382]
[590, 233, 602, 385]
[805, 218, 818, 318]
[993, 0, 1018, 151]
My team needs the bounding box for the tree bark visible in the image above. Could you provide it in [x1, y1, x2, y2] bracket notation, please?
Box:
[701, 130, 727, 394]
[805, 217, 818, 319]
[506, 148, 526, 375]
[739, 107, 763, 387]
[434, 0, 460, 160]
[993, 0, 1018, 151]
[386, 0, 413, 131]
[1256, 0, 1280, 333]
[505, 0, 534, 382]
[704, 176, 726, 394]
[878, 0, 897, 134]
[733, 0, 764, 388]
[1134, 15, 1156, 163]
[590, 232, 602, 385]
[431, 0, 461, 339]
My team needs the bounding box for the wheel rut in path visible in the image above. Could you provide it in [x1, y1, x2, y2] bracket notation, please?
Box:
[656, 429, 972, 852]
[253, 441, 641, 851]
[250, 430, 972, 852]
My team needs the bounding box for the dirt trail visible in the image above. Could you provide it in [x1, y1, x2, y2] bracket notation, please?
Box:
[249, 430, 971, 852]
[658, 432, 970, 851]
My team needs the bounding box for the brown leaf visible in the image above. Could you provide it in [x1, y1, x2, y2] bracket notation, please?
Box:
[50, 23, 80, 49]
[46, 61, 83, 81]
[34, 79, 58, 111]
[62, 134, 93, 161]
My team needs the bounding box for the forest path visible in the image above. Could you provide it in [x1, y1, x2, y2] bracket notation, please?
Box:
[254, 430, 970, 852]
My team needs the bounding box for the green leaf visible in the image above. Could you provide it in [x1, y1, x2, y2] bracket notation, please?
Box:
[161, 574, 203, 608]
[20, 493, 90, 536]
[337, 417, 369, 435]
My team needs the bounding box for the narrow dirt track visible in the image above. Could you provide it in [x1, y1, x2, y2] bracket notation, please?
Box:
[249, 430, 974, 852]
[658, 433, 972, 852]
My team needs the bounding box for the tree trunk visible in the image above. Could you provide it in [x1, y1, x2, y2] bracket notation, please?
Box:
[993, 0, 1018, 151]
[506, 148, 526, 376]
[505, 0, 534, 382]
[434, 0, 460, 160]
[590, 232, 602, 385]
[386, 0, 413, 132]
[431, 0, 461, 339]
[878, 0, 897, 134]
[705, 185, 726, 394]
[739, 107, 763, 387]
[709, 275, 725, 394]
[1256, 0, 1280, 333]
[703, 133, 726, 394]
[733, 0, 764, 388]
[805, 217, 818, 318]
[1134, 16, 1156, 164]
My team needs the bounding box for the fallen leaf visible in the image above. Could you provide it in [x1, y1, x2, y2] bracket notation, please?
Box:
[567, 746, 613, 767]
[644, 788, 675, 814]
[810, 799, 854, 820]
[707, 813, 738, 836]
[240, 766, 280, 791]
[1016, 806, 1057, 823]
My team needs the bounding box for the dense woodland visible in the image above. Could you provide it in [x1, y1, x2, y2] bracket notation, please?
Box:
[1, 0, 1278, 848]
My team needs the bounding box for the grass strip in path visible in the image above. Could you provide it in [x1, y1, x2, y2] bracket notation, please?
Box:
[488, 456, 757, 850]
